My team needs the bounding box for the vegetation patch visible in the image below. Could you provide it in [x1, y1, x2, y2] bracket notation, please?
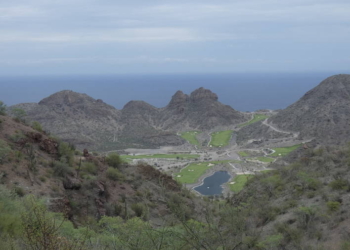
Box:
[255, 157, 275, 163]
[180, 131, 201, 146]
[175, 162, 214, 184]
[270, 144, 301, 157]
[209, 130, 233, 147]
[238, 114, 268, 128]
[229, 174, 253, 192]
[238, 151, 249, 157]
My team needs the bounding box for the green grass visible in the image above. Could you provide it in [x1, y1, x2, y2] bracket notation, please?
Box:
[229, 174, 253, 192]
[175, 162, 213, 184]
[270, 144, 301, 157]
[209, 130, 233, 147]
[238, 114, 268, 128]
[175, 160, 240, 184]
[260, 170, 274, 174]
[238, 151, 249, 157]
[180, 131, 201, 146]
[255, 157, 275, 163]
[120, 154, 200, 161]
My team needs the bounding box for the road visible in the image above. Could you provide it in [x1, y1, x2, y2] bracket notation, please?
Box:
[262, 118, 299, 138]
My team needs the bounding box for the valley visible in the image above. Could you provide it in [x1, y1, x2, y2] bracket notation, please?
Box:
[1, 74, 350, 249]
[114, 111, 305, 196]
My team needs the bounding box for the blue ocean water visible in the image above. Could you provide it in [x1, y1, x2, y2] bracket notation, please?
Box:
[0, 72, 340, 111]
[194, 171, 231, 196]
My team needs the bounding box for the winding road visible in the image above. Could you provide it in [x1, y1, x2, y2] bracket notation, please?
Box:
[262, 118, 299, 138]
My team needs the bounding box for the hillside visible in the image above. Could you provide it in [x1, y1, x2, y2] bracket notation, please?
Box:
[0, 114, 206, 226]
[11, 88, 248, 151]
[2, 114, 350, 249]
[269, 74, 350, 144]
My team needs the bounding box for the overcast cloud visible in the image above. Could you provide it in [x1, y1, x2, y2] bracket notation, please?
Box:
[0, 0, 349, 74]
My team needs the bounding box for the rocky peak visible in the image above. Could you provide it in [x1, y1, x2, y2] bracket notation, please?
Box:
[190, 87, 218, 103]
[122, 100, 157, 112]
[39, 90, 95, 107]
[168, 90, 189, 108]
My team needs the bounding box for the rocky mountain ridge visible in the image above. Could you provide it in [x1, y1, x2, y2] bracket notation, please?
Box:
[269, 74, 350, 144]
[13, 88, 248, 150]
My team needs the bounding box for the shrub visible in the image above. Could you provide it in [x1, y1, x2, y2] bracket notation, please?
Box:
[12, 108, 26, 122]
[13, 186, 25, 197]
[74, 150, 82, 156]
[9, 132, 25, 143]
[0, 139, 11, 164]
[106, 167, 124, 181]
[114, 204, 123, 216]
[82, 162, 98, 175]
[21, 196, 85, 249]
[0, 186, 23, 236]
[106, 153, 122, 168]
[32, 121, 43, 132]
[295, 206, 317, 230]
[58, 142, 74, 166]
[0, 101, 6, 115]
[53, 161, 73, 177]
[131, 203, 144, 217]
[329, 179, 348, 190]
[327, 201, 341, 213]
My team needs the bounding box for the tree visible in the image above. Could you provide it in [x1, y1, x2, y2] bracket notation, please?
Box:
[21, 196, 86, 250]
[106, 153, 122, 168]
[0, 101, 6, 115]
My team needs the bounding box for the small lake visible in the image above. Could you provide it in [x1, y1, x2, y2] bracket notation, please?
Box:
[194, 171, 231, 196]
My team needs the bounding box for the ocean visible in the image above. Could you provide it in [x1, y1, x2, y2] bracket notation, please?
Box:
[0, 72, 340, 111]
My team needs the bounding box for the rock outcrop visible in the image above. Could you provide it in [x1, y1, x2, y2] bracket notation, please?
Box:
[159, 87, 248, 130]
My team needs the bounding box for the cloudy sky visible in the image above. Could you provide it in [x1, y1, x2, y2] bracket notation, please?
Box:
[0, 0, 349, 75]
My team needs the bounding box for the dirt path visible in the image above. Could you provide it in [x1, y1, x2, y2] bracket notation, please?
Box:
[262, 118, 299, 138]
[236, 113, 254, 128]
[207, 132, 212, 147]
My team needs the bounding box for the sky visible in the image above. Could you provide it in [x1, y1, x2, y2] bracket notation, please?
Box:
[0, 0, 349, 75]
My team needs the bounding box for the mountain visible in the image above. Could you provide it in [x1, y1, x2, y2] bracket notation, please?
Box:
[269, 74, 350, 144]
[12, 88, 248, 151]
[158, 87, 247, 130]
[12, 90, 123, 150]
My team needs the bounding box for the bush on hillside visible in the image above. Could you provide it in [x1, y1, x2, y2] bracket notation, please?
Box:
[32, 121, 43, 132]
[106, 167, 124, 181]
[106, 153, 122, 169]
[0, 101, 6, 115]
[0, 139, 11, 164]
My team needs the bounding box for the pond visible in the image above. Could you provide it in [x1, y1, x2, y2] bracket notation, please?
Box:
[194, 171, 231, 196]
